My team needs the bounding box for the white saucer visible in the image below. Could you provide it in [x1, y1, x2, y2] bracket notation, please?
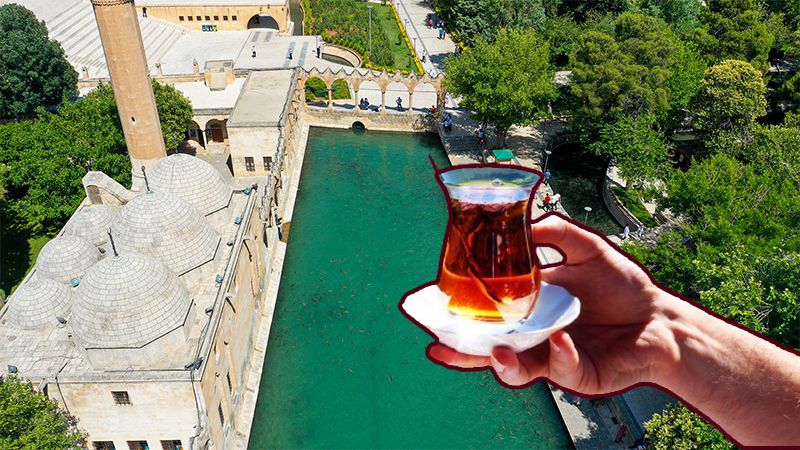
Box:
[401, 282, 581, 356]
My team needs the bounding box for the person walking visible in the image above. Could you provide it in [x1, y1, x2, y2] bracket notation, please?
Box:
[396, 97, 403, 111]
[544, 194, 552, 211]
[251, 45, 257, 58]
[439, 26, 445, 40]
[623, 225, 630, 240]
[544, 170, 551, 185]
[637, 225, 645, 239]
[421, 50, 428, 63]
[551, 193, 561, 210]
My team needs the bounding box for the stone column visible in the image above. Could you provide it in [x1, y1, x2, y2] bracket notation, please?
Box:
[91, 0, 166, 190]
[380, 90, 386, 114]
[353, 89, 360, 113]
[327, 88, 333, 110]
[407, 91, 414, 115]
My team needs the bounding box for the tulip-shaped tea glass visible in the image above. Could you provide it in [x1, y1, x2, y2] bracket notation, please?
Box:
[437, 165, 542, 323]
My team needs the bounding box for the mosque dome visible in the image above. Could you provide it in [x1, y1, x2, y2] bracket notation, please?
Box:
[35, 236, 101, 285]
[149, 153, 232, 215]
[6, 276, 71, 329]
[71, 252, 192, 348]
[63, 205, 119, 247]
[111, 190, 219, 275]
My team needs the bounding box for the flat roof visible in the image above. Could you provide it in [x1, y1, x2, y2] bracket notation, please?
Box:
[228, 69, 295, 127]
[138, 0, 286, 6]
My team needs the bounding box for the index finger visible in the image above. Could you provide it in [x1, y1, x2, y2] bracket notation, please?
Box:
[531, 213, 608, 265]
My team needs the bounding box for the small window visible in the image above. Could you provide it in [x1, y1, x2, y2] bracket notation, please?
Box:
[213, 15, 219, 21]
[226, 371, 233, 392]
[205, 15, 210, 21]
[218, 403, 225, 426]
[263, 156, 272, 171]
[223, 15, 228, 21]
[245, 157, 255, 172]
[232, 15, 238, 21]
[127, 442, 149, 450]
[94, 443, 116, 450]
[179, 16, 184, 21]
[160, 441, 183, 450]
[112, 391, 131, 405]
[187, 15, 193, 21]
[196, 15, 201, 21]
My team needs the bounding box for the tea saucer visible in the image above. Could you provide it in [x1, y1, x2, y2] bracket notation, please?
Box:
[401, 282, 581, 356]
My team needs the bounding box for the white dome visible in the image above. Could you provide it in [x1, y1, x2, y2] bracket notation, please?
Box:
[111, 191, 219, 275]
[6, 276, 71, 329]
[35, 236, 101, 284]
[63, 205, 119, 247]
[149, 153, 232, 215]
[71, 252, 192, 348]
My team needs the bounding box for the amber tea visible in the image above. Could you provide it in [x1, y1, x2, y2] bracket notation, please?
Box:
[437, 167, 541, 323]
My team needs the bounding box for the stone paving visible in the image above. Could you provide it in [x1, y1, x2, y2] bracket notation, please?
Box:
[392, 0, 455, 76]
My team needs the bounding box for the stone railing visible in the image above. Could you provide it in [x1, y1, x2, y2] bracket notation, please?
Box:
[321, 43, 363, 68]
[602, 165, 644, 230]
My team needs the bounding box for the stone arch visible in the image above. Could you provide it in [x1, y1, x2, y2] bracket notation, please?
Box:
[355, 79, 382, 112]
[206, 119, 228, 144]
[330, 78, 353, 109]
[247, 14, 280, 30]
[186, 120, 205, 148]
[304, 76, 329, 108]
[386, 81, 410, 113]
[412, 81, 438, 114]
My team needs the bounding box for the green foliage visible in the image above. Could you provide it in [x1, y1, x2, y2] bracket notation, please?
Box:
[153, 81, 194, 153]
[556, 0, 629, 22]
[694, 0, 774, 73]
[614, 13, 676, 69]
[638, 0, 702, 33]
[568, 30, 670, 137]
[611, 186, 659, 226]
[0, 82, 193, 235]
[304, 78, 351, 101]
[589, 113, 671, 187]
[644, 404, 732, 450]
[0, 375, 84, 449]
[444, 28, 557, 146]
[436, 0, 547, 47]
[690, 60, 767, 155]
[666, 41, 707, 112]
[306, 0, 413, 71]
[540, 15, 582, 65]
[0, 4, 78, 119]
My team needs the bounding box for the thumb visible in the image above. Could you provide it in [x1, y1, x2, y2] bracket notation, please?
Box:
[547, 331, 580, 383]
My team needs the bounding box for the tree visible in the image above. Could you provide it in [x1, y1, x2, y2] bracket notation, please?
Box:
[588, 113, 671, 187]
[645, 404, 732, 449]
[444, 28, 557, 147]
[694, 0, 774, 73]
[0, 375, 84, 449]
[666, 41, 708, 112]
[0, 4, 77, 120]
[438, 0, 547, 47]
[152, 81, 195, 152]
[614, 13, 676, 69]
[690, 60, 767, 155]
[568, 31, 670, 137]
[638, 0, 703, 33]
[0, 81, 193, 234]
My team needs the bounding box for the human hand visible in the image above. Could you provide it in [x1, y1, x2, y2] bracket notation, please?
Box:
[428, 213, 678, 395]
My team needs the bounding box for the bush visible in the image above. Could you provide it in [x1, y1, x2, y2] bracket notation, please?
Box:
[612, 186, 659, 227]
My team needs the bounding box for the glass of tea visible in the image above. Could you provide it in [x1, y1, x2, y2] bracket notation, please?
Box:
[436, 165, 542, 323]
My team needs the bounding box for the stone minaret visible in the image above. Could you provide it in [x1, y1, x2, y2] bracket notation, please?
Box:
[91, 0, 166, 188]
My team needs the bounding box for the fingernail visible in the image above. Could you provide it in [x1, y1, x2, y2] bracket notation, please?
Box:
[550, 335, 562, 353]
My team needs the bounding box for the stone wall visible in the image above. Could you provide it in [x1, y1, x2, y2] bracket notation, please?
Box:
[602, 171, 643, 230]
[135, 3, 290, 32]
[304, 107, 436, 133]
[321, 43, 363, 68]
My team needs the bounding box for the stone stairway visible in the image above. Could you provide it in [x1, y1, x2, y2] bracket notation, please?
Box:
[39, 0, 188, 79]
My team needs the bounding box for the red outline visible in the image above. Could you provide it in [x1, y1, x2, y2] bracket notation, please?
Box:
[397, 163, 800, 448]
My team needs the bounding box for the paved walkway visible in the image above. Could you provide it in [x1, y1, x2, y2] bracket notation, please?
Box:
[393, 0, 454, 76]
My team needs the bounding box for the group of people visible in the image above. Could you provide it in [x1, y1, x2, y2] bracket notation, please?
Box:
[474, 125, 487, 147]
[426, 16, 446, 39]
[543, 193, 561, 211]
[358, 97, 371, 110]
[441, 112, 453, 132]
[621, 224, 646, 240]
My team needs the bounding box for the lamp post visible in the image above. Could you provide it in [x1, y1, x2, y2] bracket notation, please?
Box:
[584, 206, 592, 223]
[543, 149, 552, 175]
[367, 5, 373, 61]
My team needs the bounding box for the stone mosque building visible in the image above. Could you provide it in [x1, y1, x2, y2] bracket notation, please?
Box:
[0, 0, 307, 448]
[0, 0, 446, 448]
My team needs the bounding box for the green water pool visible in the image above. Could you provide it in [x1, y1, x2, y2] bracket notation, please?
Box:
[249, 127, 572, 449]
